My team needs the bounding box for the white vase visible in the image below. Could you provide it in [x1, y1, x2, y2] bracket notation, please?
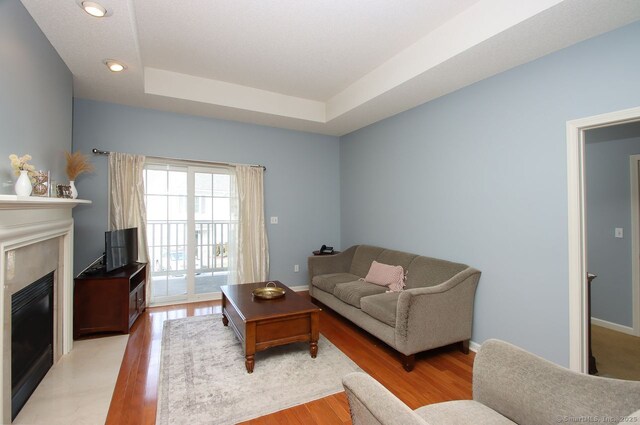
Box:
[69, 180, 78, 199]
[14, 170, 32, 197]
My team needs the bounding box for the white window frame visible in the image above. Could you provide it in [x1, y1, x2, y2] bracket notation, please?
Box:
[144, 159, 235, 306]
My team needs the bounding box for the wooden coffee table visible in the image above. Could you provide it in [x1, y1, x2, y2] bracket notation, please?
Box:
[220, 281, 321, 373]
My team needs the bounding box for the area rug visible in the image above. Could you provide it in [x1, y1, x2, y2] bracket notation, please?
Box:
[156, 314, 361, 425]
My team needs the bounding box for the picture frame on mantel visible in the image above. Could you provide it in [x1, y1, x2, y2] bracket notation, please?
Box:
[56, 184, 73, 199]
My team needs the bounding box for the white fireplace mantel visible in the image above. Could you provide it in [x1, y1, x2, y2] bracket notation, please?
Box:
[0, 194, 91, 209]
[0, 195, 90, 423]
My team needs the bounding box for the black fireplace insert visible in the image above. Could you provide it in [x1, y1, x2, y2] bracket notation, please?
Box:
[11, 271, 54, 421]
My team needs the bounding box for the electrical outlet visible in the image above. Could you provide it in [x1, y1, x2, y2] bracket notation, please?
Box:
[294, 264, 299, 272]
[615, 227, 623, 238]
[270, 216, 278, 224]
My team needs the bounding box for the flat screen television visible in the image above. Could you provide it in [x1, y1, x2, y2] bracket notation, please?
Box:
[105, 228, 138, 272]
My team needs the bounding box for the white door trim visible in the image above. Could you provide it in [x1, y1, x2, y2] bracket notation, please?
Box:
[629, 155, 640, 337]
[567, 106, 640, 373]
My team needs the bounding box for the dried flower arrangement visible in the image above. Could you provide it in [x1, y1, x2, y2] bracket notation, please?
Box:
[9, 154, 36, 182]
[65, 151, 95, 180]
[9, 153, 35, 173]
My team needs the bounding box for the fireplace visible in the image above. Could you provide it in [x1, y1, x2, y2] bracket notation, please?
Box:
[0, 195, 89, 423]
[11, 272, 54, 421]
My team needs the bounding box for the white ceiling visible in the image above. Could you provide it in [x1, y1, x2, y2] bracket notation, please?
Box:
[21, 0, 640, 136]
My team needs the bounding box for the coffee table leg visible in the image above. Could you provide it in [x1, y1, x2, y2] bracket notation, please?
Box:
[310, 311, 319, 358]
[245, 322, 256, 373]
[221, 293, 229, 326]
[245, 355, 255, 373]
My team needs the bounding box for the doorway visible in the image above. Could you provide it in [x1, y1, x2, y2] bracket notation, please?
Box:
[567, 106, 640, 373]
[583, 125, 640, 380]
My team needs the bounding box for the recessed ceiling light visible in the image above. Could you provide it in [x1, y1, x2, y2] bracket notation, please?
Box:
[104, 60, 126, 72]
[81, 1, 106, 18]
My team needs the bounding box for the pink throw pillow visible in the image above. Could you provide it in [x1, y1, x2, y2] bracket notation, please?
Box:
[364, 261, 405, 292]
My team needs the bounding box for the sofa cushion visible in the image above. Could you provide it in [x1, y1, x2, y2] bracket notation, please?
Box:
[377, 249, 417, 270]
[312, 273, 361, 294]
[350, 245, 386, 277]
[360, 292, 400, 328]
[333, 281, 387, 309]
[405, 256, 468, 289]
[415, 400, 516, 425]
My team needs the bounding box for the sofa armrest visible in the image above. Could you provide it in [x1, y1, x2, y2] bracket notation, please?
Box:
[342, 372, 427, 425]
[395, 267, 481, 353]
[307, 245, 358, 285]
[473, 339, 640, 425]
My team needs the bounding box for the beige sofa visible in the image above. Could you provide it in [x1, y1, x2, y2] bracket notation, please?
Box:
[308, 245, 481, 371]
[342, 339, 640, 425]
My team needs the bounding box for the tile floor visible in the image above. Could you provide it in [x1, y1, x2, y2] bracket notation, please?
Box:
[14, 334, 128, 425]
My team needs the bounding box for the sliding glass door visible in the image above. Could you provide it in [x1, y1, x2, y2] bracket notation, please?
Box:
[145, 165, 188, 302]
[194, 170, 236, 295]
[144, 163, 236, 305]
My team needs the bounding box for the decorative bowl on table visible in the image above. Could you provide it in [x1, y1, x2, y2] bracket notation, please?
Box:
[252, 281, 285, 300]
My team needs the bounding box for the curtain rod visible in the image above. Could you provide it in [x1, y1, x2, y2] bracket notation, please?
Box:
[91, 148, 266, 171]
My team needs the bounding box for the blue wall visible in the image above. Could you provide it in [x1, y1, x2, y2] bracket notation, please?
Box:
[0, 0, 72, 193]
[339, 22, 640, 365]
[585, 123, 640, 328]
[72, 99, 341, 284]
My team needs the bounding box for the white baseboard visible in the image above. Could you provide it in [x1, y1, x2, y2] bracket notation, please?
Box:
[591, 317, 636, 336]
[290, 285, 309, 292]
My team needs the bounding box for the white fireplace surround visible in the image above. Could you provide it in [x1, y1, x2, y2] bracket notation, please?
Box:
[0, 195, 90, 424]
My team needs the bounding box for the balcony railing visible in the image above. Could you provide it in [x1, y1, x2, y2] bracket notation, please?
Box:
[147, 220, 230, 276]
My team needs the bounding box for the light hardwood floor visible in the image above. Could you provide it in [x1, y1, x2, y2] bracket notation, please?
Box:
[106, 292, 474, 424]
[592, 325, 640, 381]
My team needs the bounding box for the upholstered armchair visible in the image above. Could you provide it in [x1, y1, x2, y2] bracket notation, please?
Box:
[343, 339, 640, 425]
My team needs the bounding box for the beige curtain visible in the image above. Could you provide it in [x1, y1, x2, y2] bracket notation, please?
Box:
[108, 153, 150, 293]
[235, 165, 269, 283]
